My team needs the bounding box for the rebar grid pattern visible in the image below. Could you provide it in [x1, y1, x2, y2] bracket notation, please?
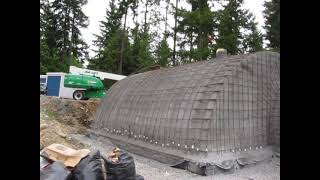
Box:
[92, 51, 280, 153]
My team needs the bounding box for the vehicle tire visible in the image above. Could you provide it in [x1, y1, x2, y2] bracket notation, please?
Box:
[73, 90, 84, 100]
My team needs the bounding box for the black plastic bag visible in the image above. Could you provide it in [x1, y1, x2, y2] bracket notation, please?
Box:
[105, 149, 136, 180]
[40, 155, 52, 170]
[71, 150, 106, 180]
[40, 161, 72, 180]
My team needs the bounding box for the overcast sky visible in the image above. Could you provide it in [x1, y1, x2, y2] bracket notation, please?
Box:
[81, 0, 267, 62]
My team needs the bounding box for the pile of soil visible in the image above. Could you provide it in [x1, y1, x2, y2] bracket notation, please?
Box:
[40, 96, 101, 149]
[40, 96, 100, 129]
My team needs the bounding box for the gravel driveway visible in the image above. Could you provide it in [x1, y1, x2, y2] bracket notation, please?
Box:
[70, 134, 280, 180]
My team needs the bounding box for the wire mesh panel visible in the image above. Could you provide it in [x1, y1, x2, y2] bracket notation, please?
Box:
[91, 51, 280, 156]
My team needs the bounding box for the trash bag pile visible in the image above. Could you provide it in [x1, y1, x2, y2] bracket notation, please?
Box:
[40, 144, 144, 180]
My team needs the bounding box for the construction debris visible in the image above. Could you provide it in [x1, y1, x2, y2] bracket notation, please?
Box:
[40, 143, 143, 180]
[107, 147, 121, 163]
[72, 150, 107, 180]
[40, 161, 72, 180]
[105, 148, 142, 180]
[40, 143, 90, 168]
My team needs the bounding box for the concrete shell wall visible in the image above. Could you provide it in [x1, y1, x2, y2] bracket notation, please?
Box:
[92, 51, 280, 154]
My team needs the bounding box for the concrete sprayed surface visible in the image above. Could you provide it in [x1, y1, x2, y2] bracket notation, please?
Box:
[71, 134, 280, 180]
[92, 52, 280, 158]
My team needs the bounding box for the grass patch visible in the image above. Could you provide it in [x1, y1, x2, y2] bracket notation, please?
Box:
[41, 108, 56, 120]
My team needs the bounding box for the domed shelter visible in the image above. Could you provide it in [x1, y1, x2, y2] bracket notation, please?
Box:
[90, 51, 280, 175]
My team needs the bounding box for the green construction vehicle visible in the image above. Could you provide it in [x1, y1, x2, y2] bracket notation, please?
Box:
[63, 74, 106, 100]
[44, 66, 126, 100]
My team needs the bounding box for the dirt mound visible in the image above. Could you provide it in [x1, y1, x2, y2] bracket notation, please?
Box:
[40, 96, 100, 128]
[40, 96, 101, 149]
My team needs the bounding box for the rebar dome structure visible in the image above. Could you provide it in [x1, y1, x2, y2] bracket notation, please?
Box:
[91, 51, 280, 175]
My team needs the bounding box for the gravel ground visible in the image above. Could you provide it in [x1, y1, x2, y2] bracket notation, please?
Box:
[70, 134, 280, 180]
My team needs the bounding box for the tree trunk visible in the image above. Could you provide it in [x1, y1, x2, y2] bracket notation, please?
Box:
[144, 0, 149, 33]
[172, 0, 179, 66]
[71, 14, 76, 59]
[62, 6, 71, 63]
[119, 8, 128, 74]
[165, 0, 169, 39]
[190, 31, 193, 62]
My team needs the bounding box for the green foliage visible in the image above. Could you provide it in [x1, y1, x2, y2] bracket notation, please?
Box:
[127, 24, 141, 72]
[137, 28, 154, 69]
[51, 0, 89, 61]
[40, 0, 88, 74]
[156, 37, 171, 67]
[243, 16, 264, 53]
[104, 30, 122, 73]
[263, 0, 280, 51]
[215, 0, 248, 55]
[89, 0, 140, 75]
[70, 55, 83, 68]
[41, 0, 279, 77]
[176, 0, 216, 62]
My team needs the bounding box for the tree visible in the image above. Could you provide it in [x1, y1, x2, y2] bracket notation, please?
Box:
[118, 0, 137, 74]
[215, 0, 250, 55]
[51, 0, 89, 64]
[172, 0, 179, 66]
[40, 0, 65, 73]
[175, 0, 216, 62]
[263, 0, 280, 51]
[137, 26, 154, 69]
[93, 0, 121, 51]
[103, 29, 123, 73]
[154, 0, 171, 67]
[242, 15, 263, 53]
[41, 0, 88, 74]
[89, 0, 121, 71]
[127, 23, 141, 73]
[130, 0, 158, 71]
[89, 0, 143, 75]
[156, 37, 171, 67]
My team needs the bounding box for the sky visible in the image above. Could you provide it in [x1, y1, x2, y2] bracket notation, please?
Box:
[81, 0, 267, 65]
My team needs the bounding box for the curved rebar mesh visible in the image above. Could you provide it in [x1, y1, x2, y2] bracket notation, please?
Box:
[91, 51, 280, 154]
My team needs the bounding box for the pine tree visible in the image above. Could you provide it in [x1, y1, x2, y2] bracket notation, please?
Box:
[176, 0, 216, 62]
[194, 0, 215, 61]
[93, 0, 121, 51]
[154, 0, 171, 67]
[40, 0, 65, 73]
[242, 15, 263, 53]
[51, 0, 89, 65]
[137, 26, 154, 69]
[156, 37, 171, 67]
[215, 0, 249, 55]
[118, 0, 135, 74]
[263, 0, 280, 51]
[89, 0, 121, 71]
[103, 29, 123, 73]
[131, 0, 157, 71]
[89, 0, 139, 75]
[128, 23, 141, 73]
[172, 0, 179, 66]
